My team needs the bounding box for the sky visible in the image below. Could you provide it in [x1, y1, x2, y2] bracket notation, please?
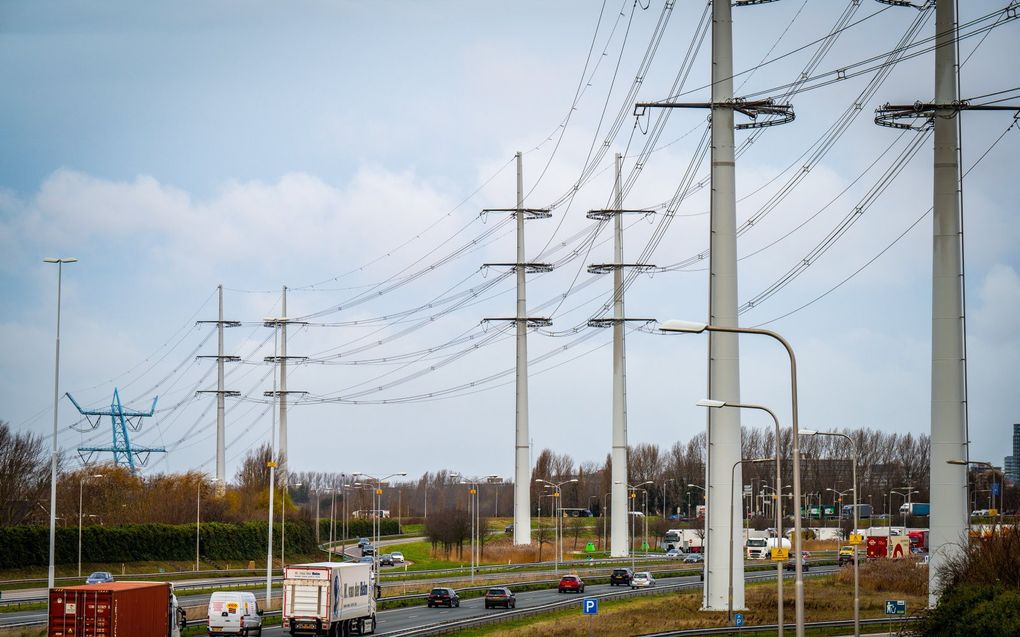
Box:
[1, 0, 1018, 483]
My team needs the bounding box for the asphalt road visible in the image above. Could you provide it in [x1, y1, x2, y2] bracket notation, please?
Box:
[258, 566, 839, 636]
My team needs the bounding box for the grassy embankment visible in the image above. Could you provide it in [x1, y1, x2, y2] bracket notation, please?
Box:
[455, 558, 928, 636]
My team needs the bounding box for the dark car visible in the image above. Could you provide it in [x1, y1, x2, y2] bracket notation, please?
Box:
[609, 568, 633, 586]
[785, 554, 810, 572]
[380, 553, 395, 566]
[484, 587, 516, 609]
[361, 545, 375, 556]
[558, 575, 585, 593]
[85, 571, 114, 584]
[427, 587, 460, 608]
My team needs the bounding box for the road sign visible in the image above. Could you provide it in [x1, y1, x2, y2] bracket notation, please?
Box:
[849, 533, 864, 545]
[582, 598, 598, 615]
[992, 482, 1000, 496]
[585, 542, 596, 553]
[641, 541, 649, 551]
[771, 547, 789, 561]
[885, 600, 906, 615]
[735, 613, 745, 627]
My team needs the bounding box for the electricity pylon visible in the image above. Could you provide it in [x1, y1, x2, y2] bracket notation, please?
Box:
[70, 388, 165, 472]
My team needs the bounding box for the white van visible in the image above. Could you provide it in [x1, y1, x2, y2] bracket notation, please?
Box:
[208, 591, 263, 636]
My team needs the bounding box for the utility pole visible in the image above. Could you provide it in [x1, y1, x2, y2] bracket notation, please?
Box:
[873, 0, 1020, 608]
[586, 153, 654, 558]
[482, 152, 552, 546]
[197, 284, 240, 493]
[636, 0, 792, 612]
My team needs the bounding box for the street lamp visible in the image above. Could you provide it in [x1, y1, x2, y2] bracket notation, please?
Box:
[453, 473, 485, 583]
[948, 460, 1003, 530]
[536, 478, 578, 574]
[615, 480, 653, 570]
[281, 481, 302, 568]
[354, 472, 406, 577]
[78, 473, 104, 577]
[262, 317, 283, 608]
[700, 399, 785, 636]
[197, 476, 220, 572]
[662, 319, 808, 637]
[729, 458, 772, 623]
[45, 256, 77, 589]
[804, 429, 860, 637]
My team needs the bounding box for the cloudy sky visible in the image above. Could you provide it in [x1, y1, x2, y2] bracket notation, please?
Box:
[1, 1, 1017, 482]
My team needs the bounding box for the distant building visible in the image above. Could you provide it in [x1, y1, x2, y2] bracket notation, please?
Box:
[1009, 424, 1020, 483]
[1006, 456, 1017, 486]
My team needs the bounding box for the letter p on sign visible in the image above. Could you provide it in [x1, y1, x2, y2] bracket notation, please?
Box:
[582, 598, 598, 615]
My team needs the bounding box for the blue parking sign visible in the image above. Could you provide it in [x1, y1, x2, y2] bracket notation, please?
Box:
[735, 613, 745, 627]
[582, 598, 598, 615]
[885, 600, 906, 615]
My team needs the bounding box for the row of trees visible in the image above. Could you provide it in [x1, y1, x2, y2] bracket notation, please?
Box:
[3, 420, 1015, 536]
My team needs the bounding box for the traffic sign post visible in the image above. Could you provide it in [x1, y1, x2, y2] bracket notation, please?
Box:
[582, 597, 598, 637]
[771, 547, 789, 561]
[735, 613, 745, 627]
[885, 600, 906, 615]
[849, 533, 864, 545]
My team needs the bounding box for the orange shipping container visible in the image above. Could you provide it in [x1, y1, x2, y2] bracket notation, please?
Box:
[49, 581, 172, 637]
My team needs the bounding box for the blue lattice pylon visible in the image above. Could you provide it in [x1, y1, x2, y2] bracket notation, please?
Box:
[68, 388, 166, 472]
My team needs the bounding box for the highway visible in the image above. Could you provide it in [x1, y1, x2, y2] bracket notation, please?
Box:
[0, 564, 837, 631]
[258, 566, 839, 637]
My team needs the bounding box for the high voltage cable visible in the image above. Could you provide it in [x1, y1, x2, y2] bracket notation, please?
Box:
[747, 114, 1019, 327]
[655, 5, 933, 272]
[738, 5, 1018, 101]
[738, 128, 933, 314]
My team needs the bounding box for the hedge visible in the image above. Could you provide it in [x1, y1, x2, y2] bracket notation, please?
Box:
[0, 518, 402, 569]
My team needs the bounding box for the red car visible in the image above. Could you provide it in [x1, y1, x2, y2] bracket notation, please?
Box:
[558, 575, 585, 593]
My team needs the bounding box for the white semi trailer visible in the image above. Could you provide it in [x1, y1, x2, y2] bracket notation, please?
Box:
[282, 562, 376, 636]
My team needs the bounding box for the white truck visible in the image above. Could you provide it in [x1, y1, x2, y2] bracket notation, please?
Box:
[282, 562, 377, 636]
[745, 536, 791, 560]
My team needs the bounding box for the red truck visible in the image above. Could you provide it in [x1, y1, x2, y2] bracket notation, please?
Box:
[49, 581, 185, 637]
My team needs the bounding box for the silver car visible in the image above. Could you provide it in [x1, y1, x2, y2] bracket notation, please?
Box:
[631, 571, 656, 588]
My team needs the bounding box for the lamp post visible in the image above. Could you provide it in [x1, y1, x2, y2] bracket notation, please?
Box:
[354, 472, 407, 577]
[197, 476, 220, 572]
[263, 317, 282, 607]
[602, 491, 612, 551]
[615, 480, 653, 570]
[45, 256, 77, 589]
[78, 473, 103, 577]
[281, 481, 302, 568]
[662, 478, 678, 521]
[661, 320, 807, 637]
[804, 430, 860, 637]
[688, 484, 706, 521]
[699, 399, 785, 636]
[536, 478, 578, 574]
[729, 458, 772, 623]
[948, 460, 1003, 530]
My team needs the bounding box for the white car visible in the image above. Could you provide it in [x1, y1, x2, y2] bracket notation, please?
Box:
[630, 572, 655, 589]
[391, 551, 405, 563]
[665, 549, 683, 559]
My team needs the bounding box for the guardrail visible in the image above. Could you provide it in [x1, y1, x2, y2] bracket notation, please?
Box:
[634, 616, 920, 636]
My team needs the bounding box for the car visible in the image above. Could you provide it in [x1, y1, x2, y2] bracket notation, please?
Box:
[357, 537, 371, 548]
[785, 555, 810, 572]
[390, 551, 405, 563]
[427, 587, 460, 608]
[682, 553, 704, 563]
[85, 571, 114, 584]
[609, 568, 633, 586]
[558, 575, 585, 593]
[359, 555, 374, 564]
[631, 572, 656, 589]
[361, 545, 375, 556]
[838, 546, 856, 566]
[484, 587, 516, 609]
[665, 549, 683, 559]
[380, 554, 395, 566]
[910, 546, 926, 556]
[504, 524, 514, 535]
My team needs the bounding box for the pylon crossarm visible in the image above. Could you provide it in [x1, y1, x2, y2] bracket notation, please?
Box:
[587, 318, 657, 328]
[634, 98, 794, 129]
[481, 208, 552, 219]
[587, 263, 656, 274]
